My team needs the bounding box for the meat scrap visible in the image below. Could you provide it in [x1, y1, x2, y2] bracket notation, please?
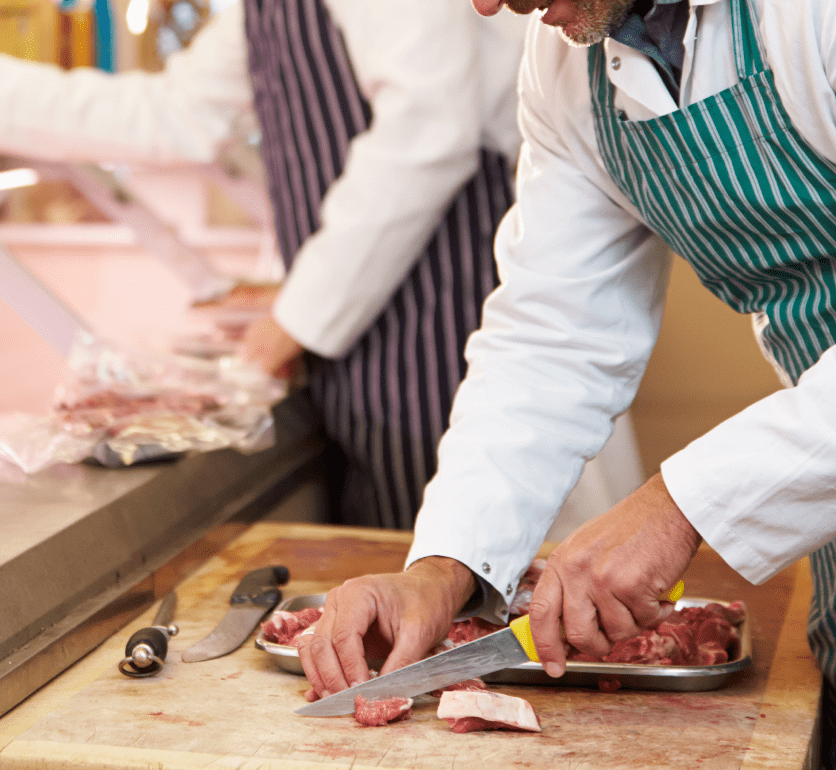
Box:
[261, 607, 323, 647]
[446, 617, 504, 646]
[437, 691, 541, 733]
[354, 694, 413, 727]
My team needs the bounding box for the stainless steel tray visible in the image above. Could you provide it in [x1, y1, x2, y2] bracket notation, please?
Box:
[255, 595, 751, 692]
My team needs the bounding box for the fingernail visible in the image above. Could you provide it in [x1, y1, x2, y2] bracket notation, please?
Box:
[349, 681, 361, 688]
[321, 690, 331, 699]
[544, 662, 562, 678]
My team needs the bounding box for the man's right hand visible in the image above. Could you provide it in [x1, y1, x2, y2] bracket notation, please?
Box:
[296, 556, 476, 700]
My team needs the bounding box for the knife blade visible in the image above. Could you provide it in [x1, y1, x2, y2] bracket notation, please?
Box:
[295, 579, 685, 717]
[295, 615, 535, 717]
[118, 592, 179, 678]
[182, 565, 289, 663]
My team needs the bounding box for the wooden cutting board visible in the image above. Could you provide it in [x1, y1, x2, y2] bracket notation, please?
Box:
[0, 522, 820, 770]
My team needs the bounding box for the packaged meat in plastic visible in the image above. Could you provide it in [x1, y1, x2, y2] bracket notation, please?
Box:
[0, 331, 286, 474]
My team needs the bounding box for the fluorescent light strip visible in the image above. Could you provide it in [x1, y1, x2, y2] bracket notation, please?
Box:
[0, 168, 40, 192]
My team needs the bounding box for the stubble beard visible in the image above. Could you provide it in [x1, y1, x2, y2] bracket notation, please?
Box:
[503, 0, 635, 47]
[560, 0, 633, 45]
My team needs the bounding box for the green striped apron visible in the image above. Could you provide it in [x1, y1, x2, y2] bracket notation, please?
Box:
[588, 0, 836, 685]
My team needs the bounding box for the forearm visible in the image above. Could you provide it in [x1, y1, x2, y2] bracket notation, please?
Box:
[0, 4, 252, 166]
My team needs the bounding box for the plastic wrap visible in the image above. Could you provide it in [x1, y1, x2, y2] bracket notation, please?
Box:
[0, 332, 286, 474]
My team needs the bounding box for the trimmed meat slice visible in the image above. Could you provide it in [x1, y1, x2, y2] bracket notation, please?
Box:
[437, 691, 541, 733]
[430, 678, 488, 697]
[353, 695, 413, 727]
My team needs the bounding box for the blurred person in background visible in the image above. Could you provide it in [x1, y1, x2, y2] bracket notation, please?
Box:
[0, 0, 529, 530]
[239, 0, 527, 529]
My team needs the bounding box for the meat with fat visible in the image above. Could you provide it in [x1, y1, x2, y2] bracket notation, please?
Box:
[353, 694, 413, 727]
[261, 607, 323, 647]
[437, 690, 541, 733]
[582, 602, 744, 666]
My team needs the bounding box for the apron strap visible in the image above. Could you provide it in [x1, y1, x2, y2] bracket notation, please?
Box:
[730, 0, 767, 80]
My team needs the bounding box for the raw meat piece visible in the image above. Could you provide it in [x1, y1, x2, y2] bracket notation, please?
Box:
[569, 601, 745, 667]
[58, 390, 220, 431]
[354, 695, 413, 727]
[437, 691, 541, 733]
[446, 617, 504, 645]
[430, 678, 487, 697]
[605, 630, 678, 665]
[261, 607, 323, 647]
[508, 558, 547, 615]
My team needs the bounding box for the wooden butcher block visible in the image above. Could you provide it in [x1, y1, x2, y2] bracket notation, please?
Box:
[0, 522, 821, 770]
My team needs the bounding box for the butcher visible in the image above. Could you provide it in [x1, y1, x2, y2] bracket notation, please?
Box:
[298, 0, 836, 760]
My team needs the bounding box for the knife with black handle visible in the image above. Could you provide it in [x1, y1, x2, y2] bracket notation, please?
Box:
[118, 592, 179, 678]
[182, 565, 290, 663]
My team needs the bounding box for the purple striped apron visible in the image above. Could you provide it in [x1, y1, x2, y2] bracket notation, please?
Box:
[243, 0, 514, 528]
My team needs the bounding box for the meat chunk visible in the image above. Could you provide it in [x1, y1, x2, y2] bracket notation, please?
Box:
[446, 617, 504, 646]
[570, 601, 744, 667]
[353, 695, 413, 727]
[437, 691, 541, 733]
[261, 607, 323, 647]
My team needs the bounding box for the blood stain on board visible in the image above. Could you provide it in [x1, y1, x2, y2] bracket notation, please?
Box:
[147, 712, 206, 727]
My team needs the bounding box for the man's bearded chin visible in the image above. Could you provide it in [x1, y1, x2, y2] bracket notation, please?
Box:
[558, 0, 633, 46]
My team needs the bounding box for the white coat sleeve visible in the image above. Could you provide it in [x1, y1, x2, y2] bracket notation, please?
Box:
[0, 2, 252, 166]
[662, 344, 836, 584]
[271, 0, 488, 358]
[406, 30, 672, 622]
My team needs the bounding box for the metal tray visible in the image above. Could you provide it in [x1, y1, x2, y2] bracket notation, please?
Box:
[255, 595, 751, 692]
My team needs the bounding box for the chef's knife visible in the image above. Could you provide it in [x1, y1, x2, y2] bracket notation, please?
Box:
[118, 592, 179, 678]
[295, 579, 685, 716]
[181, 565, 289, 663]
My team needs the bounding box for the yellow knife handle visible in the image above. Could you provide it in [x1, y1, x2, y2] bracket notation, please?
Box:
[508, 580, 685, 664]
[509, 614, 539, 662]
[663, 579, 685, 603]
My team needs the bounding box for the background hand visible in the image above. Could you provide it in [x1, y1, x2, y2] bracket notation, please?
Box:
[242, 315, 304, 379]
[296, 556, 476, 699]
[530, 473, 701, 677]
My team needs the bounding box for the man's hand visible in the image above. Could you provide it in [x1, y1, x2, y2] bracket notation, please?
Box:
[530, 473, 702, 678]
[296, 557, 476, 700]
[242, 315, 304, 378]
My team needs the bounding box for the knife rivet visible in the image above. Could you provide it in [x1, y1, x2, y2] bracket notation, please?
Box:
[506, 584, 513, 595]
[481, 563, 491, 574]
